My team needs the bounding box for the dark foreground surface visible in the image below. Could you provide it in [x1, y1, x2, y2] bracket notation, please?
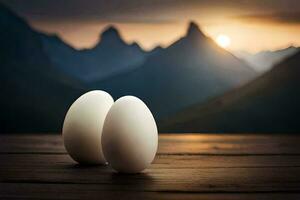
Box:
[0, 134, 300, 200]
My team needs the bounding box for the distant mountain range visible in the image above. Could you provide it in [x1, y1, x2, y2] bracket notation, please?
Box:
[3, 0, 300, 133]
[160, 51, 300, 133]
[235, 46, 299, 72]
[0, 4, 86, 132]
[39, 27, 151, 82]
[91, 22, 256, 119]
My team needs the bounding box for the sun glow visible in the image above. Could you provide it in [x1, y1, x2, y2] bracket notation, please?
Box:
[216, 34, 231, 48]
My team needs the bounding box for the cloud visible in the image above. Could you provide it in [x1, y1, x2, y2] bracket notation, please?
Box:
[234, 12, 300, 24]
[31, 16, 177, 25]
[2, 0, 300, 25]
[0, 0, 179, 24]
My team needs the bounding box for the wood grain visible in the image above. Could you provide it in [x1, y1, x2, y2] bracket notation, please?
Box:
[1, 134, 300, 154]
[0, 134, 300, 199]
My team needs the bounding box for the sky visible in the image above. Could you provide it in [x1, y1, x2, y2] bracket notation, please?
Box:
[1, 0, 300, 53]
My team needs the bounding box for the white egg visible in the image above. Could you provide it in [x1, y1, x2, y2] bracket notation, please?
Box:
[102, 96, 158, 173]
[62, 90, 114, 164]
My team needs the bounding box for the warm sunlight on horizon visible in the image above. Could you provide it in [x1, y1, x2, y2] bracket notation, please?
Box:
[3, 0, 300, 53]
[216, 34, 231, 49]
[27, 21, 300, 54]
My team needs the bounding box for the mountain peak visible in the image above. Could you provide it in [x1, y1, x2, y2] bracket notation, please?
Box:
[130, 41, 140, 48]
[129, 42, 146, 53]
[286, 45, 298, 50]
[100, 25, 122, 41]
[94, 25, 125, 48]
[186, 21, 206, 39]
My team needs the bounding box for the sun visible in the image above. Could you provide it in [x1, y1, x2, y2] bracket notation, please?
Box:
[216, 34, 231, 48]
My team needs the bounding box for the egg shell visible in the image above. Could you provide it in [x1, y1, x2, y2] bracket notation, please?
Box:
[102, 96, 158, 173]
[62, 90, 114, 164]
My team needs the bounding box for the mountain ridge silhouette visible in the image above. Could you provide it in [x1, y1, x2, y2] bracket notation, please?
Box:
[159, 51, 300, 133]
[0, 4, 258, 132]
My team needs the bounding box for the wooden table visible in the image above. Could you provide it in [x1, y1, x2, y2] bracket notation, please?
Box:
[1, 134, 300, 199]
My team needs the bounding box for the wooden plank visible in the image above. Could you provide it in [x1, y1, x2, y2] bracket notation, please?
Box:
[1, 154, 300, 192]
[1, 134, 300, 199]
[1, 183, 300, 200]
[1, 168, 300, 192]
[1, 134, 300, 155]
[0, 134, 65, 153]
[1, 154, 300, 169]
[159, 134, 300, 155]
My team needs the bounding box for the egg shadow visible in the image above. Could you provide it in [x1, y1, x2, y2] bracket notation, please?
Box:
[109, 171, 155, 190]
[63, 163, 110, 172]
[66, 163, 107, 168]
[62, 163, 155, 190]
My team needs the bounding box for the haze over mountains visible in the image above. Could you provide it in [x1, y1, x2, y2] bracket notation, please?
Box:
[93, 23, 256, 119]
[160, 51, 300, 133]
[40, 27, 150, 82]
[235, 46, 299, 72]
[3, 3, 297, 133]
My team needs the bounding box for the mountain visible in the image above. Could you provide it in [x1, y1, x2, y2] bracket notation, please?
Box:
[160, 51, 300, 133]
[40, 26, 149, 82]
[93, 22, 256, 120]
[0, 4, 257, 132]
[0, 4, 86, 132]
[235, 46, 299, 72]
